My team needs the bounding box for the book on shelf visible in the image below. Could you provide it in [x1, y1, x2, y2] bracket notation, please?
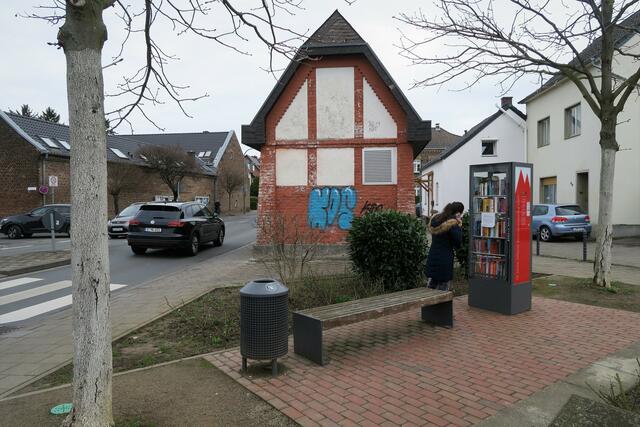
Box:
[473, 256, 506, 278]
[472, 238, 506, 255]
[473, 219, 507, 238]
[475, 175, 508, 196]
[474, 196, 508, 214]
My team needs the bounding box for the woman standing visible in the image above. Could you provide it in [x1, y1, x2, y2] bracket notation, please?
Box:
[425, 202, 465, 291]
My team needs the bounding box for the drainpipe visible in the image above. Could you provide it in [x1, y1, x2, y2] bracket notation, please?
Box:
[41, 153, 48, 206]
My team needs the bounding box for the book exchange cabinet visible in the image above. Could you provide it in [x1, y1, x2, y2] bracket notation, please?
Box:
[468, 162, 533, 315]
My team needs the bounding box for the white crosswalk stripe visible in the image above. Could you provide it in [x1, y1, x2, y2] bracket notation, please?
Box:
[0, 277, 42, 291]
[0, 281, 126, 324]
[0, 280, 71, 306]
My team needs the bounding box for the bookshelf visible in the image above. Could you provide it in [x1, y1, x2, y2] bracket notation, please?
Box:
[468, 162, 533, 315]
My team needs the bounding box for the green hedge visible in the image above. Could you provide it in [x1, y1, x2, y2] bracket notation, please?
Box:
[250, 196, 258, 210]
[348, 210, 428, 291]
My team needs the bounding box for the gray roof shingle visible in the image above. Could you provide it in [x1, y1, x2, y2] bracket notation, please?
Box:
[1, 112, 216, 175]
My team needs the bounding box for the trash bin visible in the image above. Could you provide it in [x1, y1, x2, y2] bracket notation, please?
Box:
[240, 279, 288, 376]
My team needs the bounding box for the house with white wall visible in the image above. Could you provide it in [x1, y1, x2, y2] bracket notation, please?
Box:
[521, 17, 640, 236]
[420, 97, 526, 215]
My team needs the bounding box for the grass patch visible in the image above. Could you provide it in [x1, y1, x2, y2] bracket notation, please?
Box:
[532, 275, 640, 313]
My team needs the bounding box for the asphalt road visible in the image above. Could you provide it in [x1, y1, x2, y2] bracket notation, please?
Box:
[0, 212, 256, 327]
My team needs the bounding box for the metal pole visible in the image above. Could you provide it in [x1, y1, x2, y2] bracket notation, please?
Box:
[582, 229, 588, 262]
[50, 211, 56, 251]
[535, 230, 540, 256]
[271, 359, 278, 377]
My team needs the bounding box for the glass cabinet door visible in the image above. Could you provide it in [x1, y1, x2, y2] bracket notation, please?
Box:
[470, 167, 509, 280]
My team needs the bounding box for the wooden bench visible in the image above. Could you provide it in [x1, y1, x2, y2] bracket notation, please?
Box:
[293, 287, 453, 365]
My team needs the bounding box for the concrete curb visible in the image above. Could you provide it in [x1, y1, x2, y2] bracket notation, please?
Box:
[0, 258, 71, 276]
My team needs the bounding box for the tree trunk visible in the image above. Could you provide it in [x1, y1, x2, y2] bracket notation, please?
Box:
[112, 194, 120, 216]
[593, 145, 617, 288]
[172, 187, 179, 201]
[228, 191, 232, 213]
[60, 2, 113, 425]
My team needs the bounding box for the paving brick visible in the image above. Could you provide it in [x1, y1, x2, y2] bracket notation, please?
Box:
[209, 297, 640, 427]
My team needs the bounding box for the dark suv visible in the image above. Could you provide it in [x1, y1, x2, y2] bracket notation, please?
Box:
[0, 204, 71, 239]
[127, 202, 224, 256]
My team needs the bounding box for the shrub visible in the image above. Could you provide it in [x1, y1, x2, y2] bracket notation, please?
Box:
[250, 196, 258, 210]
[454, 211, 470, 277]
[348, 210, 428, 291]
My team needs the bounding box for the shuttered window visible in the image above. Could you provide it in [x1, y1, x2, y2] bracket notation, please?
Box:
[362, 147, 396, 185]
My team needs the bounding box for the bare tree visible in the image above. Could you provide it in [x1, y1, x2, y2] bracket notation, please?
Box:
[219, 167, 244, 212]
[137, 145, 196, 201]
[107, 161, 143, 214]
[397, 0, 640, 288]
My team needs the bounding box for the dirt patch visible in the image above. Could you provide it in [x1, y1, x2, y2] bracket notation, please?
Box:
[532, 275, 640, 313]
[0, 358, 295, 427]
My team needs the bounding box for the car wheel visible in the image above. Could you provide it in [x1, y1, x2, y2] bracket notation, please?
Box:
[131, 246, 147, 255]
[539, 226, 552, 242]
[6, 225, 23, 239]
[187, 234, 200, 256]
[214, 228, 225, 247]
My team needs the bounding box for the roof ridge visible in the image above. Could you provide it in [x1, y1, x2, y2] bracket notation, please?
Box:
[5, 111, 70, 129]
[302, 9, 366, 47]
[129, 130, 231, 136]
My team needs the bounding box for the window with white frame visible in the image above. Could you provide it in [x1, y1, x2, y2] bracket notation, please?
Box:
[413, 160, 421, 174]
[564, 103, 581, 138]
[362, 147, 396, 185]
[537, 117, 550, 147]
[481, 140, 497, 156]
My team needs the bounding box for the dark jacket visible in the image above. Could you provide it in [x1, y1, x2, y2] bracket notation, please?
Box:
[425, 216, 463, 282]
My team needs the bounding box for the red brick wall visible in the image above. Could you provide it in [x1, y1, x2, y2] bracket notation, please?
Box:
[257, 54, 415, 245]
[0, 121, 43, 218]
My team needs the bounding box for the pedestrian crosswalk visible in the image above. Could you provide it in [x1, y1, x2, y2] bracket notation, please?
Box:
[0, 277, 126, 325]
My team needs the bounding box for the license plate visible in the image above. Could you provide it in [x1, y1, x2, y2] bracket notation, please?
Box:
[574, 228, 585, 232]
[112, 227, 123, 232]
[144, 227, 161, 233]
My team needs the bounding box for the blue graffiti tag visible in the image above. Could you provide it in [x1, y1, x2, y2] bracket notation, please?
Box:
[308, 186, 357, 230]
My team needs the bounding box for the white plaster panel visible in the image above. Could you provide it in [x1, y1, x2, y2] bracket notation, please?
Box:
[316, 148, 355, 186]
[276, 149, 308, 186]
[363, 78, 397, 138]
[275, 80, 308, 140]
[316, 67, 355, 139]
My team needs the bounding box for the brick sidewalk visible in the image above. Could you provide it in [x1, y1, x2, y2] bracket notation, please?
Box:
[207, 297, 640, 427]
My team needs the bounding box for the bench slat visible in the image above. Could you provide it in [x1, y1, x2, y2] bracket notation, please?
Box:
[294, 288, 453, 330]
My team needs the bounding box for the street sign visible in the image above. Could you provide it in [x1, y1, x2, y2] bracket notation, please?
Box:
[42, 210, 65, 232]
[49, 176, 59, 187]
[38, 185, 49, 195]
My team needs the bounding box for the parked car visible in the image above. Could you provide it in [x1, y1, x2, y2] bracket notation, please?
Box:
[108, 202, 145, 238]
[531, 204, 591, 241]
[127, 202, 224, 256]
[0, 204, 71, 239]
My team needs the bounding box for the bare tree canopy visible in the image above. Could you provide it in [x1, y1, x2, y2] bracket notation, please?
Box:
[397, 0, 640, 288]
[219, 167, 244, 212]
[137, 144, 197, 201]
[33, 0, 308, 132]
[107, 161, 144, 214]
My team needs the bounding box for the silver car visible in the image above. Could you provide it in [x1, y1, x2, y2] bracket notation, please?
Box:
[108, 203, 144, 238]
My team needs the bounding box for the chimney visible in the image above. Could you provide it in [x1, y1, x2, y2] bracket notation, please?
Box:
[435, 123, 440, 131]
[501, 96, 513, 107]
[464, 130, 468, 134]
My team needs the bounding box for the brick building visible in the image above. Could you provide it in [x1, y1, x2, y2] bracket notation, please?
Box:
[0, 111, 247, 218]
[243, 11, 431, 245]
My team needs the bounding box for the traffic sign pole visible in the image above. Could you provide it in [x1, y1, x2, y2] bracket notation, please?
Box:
[50, 211, 56, 251]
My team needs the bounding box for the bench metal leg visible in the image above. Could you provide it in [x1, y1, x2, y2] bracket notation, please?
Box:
[293, 313, 324, 365]
[422, 300, 453, 328]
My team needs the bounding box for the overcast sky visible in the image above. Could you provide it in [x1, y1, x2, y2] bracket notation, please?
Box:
[2, 1, 544, 155]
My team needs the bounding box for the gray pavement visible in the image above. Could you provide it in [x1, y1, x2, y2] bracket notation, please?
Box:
[533, 237, 640, 268]
[479, 340, 640, 426]
[0, 251, 70, 276]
